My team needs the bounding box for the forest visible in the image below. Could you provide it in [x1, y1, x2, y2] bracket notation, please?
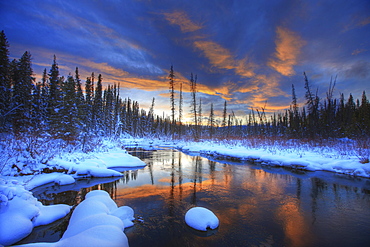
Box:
[1, 30, 369, 159]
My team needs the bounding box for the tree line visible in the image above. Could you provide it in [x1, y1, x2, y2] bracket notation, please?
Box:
[1, 30, 369, 144]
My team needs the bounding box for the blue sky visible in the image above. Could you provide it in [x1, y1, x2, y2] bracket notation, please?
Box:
[1, 0, 369, 122]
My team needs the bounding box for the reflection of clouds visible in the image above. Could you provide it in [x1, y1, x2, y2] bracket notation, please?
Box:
[277, 198, 313, 247]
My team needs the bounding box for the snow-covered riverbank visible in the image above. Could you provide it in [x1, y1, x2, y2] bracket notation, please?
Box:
[122, 137, 370, 178]
[1, 136, 369, 246]
[0, 140, 146, 246]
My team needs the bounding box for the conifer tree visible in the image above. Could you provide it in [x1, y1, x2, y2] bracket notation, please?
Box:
[222, 100, 227, 128]
[148, 97, 155, 135]
[303, 72, 319, 137]
[84, 76, 93, 130]
[74, 67, 85, 124]
[208, 103, 215, 138]
[169, 65, 176, 127]
[289, 84, 300, 136]
[39, 69, 49, 125]
[61, 76, 79, 140]
[178, 82, 183, 137]
[190, 73, 198, 139]
[359, 91, 370, 135]
[48, 55, 63, 135]
[0, 30, 11, 130]
[11, 51, 35, 133]
[93, 74, 103, 134]
[198, 98, 202, 138]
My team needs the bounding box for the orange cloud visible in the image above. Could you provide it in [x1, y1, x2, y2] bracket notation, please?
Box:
[268, 27, 305, 76]
[164, 11, 203, 33]
[233, 74, 289, 112]
[194, 40, 255, 78]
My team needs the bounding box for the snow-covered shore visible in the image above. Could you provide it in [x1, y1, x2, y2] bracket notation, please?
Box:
[121, 137, 370, 178]
[177, 140, 370, 178]
[0, 140, 146, 246]
[1, 136, 369, 246]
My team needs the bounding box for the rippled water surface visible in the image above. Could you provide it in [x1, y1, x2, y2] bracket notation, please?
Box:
[24, 148, 370, 246]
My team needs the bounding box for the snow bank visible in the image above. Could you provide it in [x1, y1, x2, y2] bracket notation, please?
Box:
[15, 190, 134, 247]
[185, 207, 219, 231]
[25, 173, 76, 190]
[178, 141, 370, 178]
[0, 179, 71, 246]
[47, 147, 146, 179]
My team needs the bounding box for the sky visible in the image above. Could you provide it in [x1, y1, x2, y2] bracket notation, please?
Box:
[1, 0, 370, 123]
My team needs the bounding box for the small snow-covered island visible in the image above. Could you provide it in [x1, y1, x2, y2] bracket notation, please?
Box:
[185, 207, 219, 231]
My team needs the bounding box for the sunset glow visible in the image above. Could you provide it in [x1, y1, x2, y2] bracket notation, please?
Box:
[1, 0, 369, 119]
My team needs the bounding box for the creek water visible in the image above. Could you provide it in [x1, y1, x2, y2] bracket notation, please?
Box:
[20, 148, 370, 247]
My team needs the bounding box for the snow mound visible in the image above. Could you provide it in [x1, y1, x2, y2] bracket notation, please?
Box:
[0, 179, 71, 246]
[57, 190, 132, 247]
[15, 190, 134, 247]
[185, 207, 219, 231]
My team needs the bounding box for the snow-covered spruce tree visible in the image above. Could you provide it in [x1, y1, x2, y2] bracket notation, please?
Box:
[93, 74, 103, 135]
[0, 30, 12, 131]
[359, 91, 370, 135]
[84, 76, 94, 131]
[189, 73, 198, 139]
[303, 72, 320, 138]
[208, 103, 215, 139]
[168, 65, 176, 136]
[38, 69, 49, 127]
[74, 67, 85, 130]
[289, 84, 300, 137]
[222, 100, 227, 137]
[178, 83, 183, 138]
[60, 76, 80, 141]
[47, 55, 63, 137]
[11, 51, 35, 134]
[103, 85, 115, 135]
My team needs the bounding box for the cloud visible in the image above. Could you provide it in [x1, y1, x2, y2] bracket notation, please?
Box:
[164, 11, 203, 33]
[268, 27, 305, 76]
[352, 49, 367, 55]
[194, 41, 255, 78]
[344, 15, 370, 31]
[343, 60, 370, 79]
[233, 74, 289, 112]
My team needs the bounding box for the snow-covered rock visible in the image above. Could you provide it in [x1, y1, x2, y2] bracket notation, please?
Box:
[185, 207, 219, 231]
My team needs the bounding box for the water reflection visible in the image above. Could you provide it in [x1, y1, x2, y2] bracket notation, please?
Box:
[24, 149, 370, 247]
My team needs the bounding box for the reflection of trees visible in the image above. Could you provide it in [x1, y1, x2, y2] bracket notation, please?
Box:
[168, 150, 175, 221]
[191, 156, 203, 205]
[208, 160, 216, 185]
[148, 161, 154, 185]
[101, 181, 118, 199]
[37, 190, 79, 206]
[178, 151, 183, 201]
[118, 170, 139, 184]
[310, 177, 327, 224]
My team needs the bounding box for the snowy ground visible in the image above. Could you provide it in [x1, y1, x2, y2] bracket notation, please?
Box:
[121, 137, 370, 178]
[0, 140, 145, 246]
[1, 136, 369, 246]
